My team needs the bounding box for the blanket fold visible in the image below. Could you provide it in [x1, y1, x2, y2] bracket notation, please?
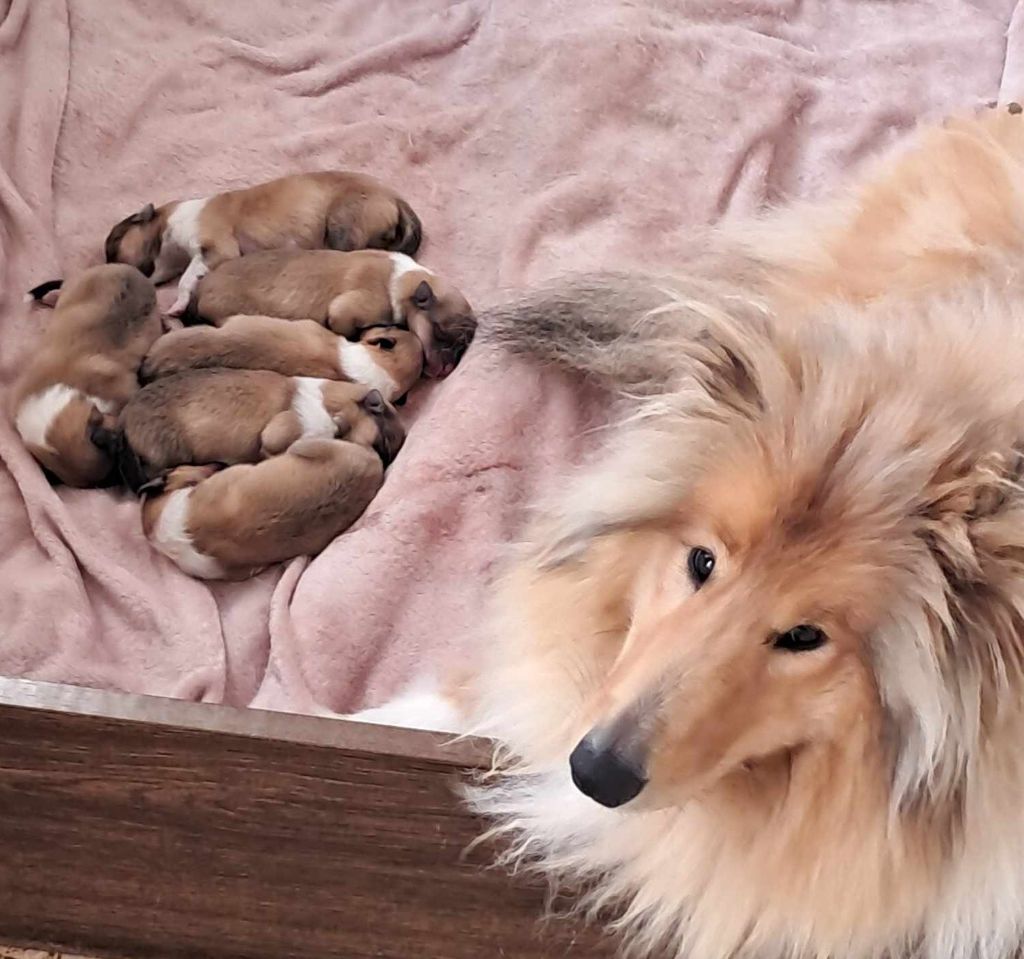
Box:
[0, 0, 1015, 713]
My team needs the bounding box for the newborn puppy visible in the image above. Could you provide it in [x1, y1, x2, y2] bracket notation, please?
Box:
[141, 315, 423, 401]
[11, 264, 160, 486]
[118, 369, 403, 489]
[187, 249, 476, 378]
[103, 171, 423, 315]
[140, 438, 385, 580]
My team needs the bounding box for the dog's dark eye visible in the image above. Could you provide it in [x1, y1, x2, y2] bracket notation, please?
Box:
[687, 547, 715, 587]
[774, 625, 827, 652]
[374, 337, 396, 351]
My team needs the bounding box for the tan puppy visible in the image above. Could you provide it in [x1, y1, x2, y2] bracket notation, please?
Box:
[140, 315, 423, 401]
[118, 369, 403, 489]
[103, 171, 422, 316]
[186, 249, 476, 378]
[140, 438, 384, 580]
[11, 264, 160, 486]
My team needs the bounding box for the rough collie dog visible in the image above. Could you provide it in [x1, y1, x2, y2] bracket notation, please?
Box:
[355, 105, 1024, 959]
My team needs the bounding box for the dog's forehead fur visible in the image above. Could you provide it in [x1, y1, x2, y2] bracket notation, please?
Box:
[664, 286, 1024, 528]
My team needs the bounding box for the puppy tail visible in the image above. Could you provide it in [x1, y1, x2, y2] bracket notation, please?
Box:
[26, 279, 63, 303]
[482, 273, 688, 395]
[394, 198, 423, 257]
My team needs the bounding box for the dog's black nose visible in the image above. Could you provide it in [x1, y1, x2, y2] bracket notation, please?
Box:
[569, 734, 648, 808]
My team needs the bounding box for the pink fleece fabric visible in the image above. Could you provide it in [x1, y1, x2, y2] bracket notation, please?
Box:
[0, 0, 1019, 713]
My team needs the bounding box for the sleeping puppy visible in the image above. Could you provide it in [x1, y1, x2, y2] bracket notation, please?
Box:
[102, 171, 423, 316]
[118, 369, 403, 489]
[140, 315, 423, 401]
[186, 249, 476, 378]
[11, 264, 160, 486]
[140, 438, 385, 580]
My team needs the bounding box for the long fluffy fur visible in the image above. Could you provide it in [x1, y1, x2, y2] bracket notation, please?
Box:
[467, 105, 1024, 959]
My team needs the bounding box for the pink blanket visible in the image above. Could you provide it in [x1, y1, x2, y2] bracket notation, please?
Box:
[1, 0, 1019, 714]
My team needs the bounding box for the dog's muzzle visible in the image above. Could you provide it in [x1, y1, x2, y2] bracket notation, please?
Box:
[569, 731, 648, 808]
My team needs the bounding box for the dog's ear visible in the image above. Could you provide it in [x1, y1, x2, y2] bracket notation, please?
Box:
[130, 203, 156, 225]
[877, 445, 1024, 815]
[87, 412, 121, 454]
[918, 448, 1024, 571]
[87, 417, 119, 454]
[411, 280, 435, 311]
[671, 307, 774, 423]
[686, 333, 764, 417]
[360, 389, 386, 415]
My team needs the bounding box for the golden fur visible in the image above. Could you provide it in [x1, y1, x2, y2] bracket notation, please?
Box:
[141, 438, 385, 581]
[140, 315, 423, 400]
[104, 171, 422, 280]
[185, 249, 476, 378]
[119, 370, 403, 486]
[10, 264, 159, 486]
[466, 105, 1024, 959]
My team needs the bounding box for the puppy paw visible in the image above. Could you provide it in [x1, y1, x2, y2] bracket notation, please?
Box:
[165, 297, 189, 317]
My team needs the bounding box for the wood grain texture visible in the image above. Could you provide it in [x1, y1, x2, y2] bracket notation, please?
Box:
[0, 680, 615, 959]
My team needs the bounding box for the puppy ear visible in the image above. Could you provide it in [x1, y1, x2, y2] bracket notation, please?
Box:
[360, 389, 386, 415]
[130, 203, 156, 224]
[88, 413, 121, 454]
[411, 280, 435, 311]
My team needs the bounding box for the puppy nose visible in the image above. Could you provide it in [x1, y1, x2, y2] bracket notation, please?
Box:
[569, 733, 648, 808]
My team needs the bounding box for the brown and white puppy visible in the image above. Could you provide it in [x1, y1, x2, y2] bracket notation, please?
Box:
[140, 438, 385, 580]
[103, 171, 423, 316]
[186, 249, 476, 378]
[118, 369, 403, 489]
[140, 315, 423, 401]
[11, 264, 160, 486]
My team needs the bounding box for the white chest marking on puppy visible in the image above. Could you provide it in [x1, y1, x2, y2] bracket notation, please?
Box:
[291, 377, 336, 438]
[165, 198, 208, 257]
[15, 384, 112, 452]
[336, 342, 399, 399]
[152, 488, 225, 580]
[387, 252, 434, 323]
[156, 197, 209, 291]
